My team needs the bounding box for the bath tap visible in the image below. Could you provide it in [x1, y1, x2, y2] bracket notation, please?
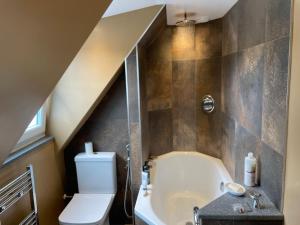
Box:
[193, 207, 201, 225]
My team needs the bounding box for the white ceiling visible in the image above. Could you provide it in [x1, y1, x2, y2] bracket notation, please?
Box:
[103, 0, 238, 25]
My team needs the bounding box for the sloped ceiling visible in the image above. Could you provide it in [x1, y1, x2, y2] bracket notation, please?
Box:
[48, 5, 164, 150]
[104, 0, 238, 24]
[0, 0, 112, 163]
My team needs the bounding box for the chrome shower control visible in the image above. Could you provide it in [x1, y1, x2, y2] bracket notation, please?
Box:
[201, 95, 215, 113]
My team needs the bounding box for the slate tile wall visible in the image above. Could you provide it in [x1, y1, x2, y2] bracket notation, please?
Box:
[221, 0, 291, 210]
[141, 19, 223, 158]
[201, 219, 283, 225]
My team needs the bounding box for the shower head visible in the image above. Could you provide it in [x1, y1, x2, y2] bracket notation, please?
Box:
[176, 12, 196, 27]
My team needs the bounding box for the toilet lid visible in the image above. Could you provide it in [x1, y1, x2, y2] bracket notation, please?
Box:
[59, 194, 114, 225]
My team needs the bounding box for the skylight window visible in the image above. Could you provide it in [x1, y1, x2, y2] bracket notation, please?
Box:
[27, 113, 39, 130]
[13, 106, 47, 152]
[26, 109, 43, 131]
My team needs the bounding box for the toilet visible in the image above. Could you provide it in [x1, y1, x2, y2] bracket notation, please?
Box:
[59, 152, 117, 225]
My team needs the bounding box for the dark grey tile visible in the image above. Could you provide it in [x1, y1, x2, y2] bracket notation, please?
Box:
[201, 220, 233, 225]
[222, 3, 239, 55]
[172, 60, 197, 151]
[196, 58, 222, 158]
[233, 221, 282, 225]
[172, 25, 196, 61]
[220, 0, 289, 214]
[143, 21, 224, 157]
[202, 219, 283, 225]
[238, 0, 267, 50]
[196, 58, 222, 95]
[149, 109, 173, 156]
[144, 27, 173, 111]
[222, 114, 237, 179]
[238, 23, 266, 51]
[234, 125, 260, 183]
[129, 122, 142, 206]
[146, 26, 173, 61]
[195, 19, 223, 59]
[172, 20, 222, 61]
[265, 0, 291, 41]
[139, 51, 151, 163]
[145, 59, 172, 111]
[125, 49, 140, 123]
[262, 37, 290, 155]
[259, 143, 283, 209]
[238, 0, 267, 25]
[237, 44, 265, 137]
[202, 220, 282, 225]
[222, 53, 240, 120]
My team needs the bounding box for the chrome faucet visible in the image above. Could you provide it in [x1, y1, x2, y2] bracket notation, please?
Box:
[193, 207, 201, 225]
[249, 191, 262, 209]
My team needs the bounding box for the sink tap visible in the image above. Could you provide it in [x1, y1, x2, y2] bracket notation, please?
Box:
[193, 207, 201, 225]
[249, 191, 262, 209]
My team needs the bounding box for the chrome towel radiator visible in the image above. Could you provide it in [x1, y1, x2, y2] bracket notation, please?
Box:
[0, 165, 38, 225]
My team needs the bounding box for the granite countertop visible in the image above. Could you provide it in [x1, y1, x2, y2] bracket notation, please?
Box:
[198, 187, 283, 221]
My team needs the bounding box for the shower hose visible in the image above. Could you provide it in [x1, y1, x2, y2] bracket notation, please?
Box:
[124, 156, 132, 218]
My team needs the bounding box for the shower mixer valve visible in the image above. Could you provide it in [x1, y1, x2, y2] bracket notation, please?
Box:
[201, 95, 215, 113]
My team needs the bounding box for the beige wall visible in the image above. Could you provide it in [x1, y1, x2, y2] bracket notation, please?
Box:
[0, 140, 65, 225]
[0, 0, 111, 163]
[283, 0, 300, 224]
[48, 5, 164, 150]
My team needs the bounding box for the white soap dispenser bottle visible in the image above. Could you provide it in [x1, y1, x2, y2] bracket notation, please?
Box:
[244, 152, 256, 187]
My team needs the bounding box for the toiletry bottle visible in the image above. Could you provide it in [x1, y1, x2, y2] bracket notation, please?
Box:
[141, 171, 148, 190]
[141, 161, 150, 190]
[143, 161, 150, 184]
[244, 152, 256, 187]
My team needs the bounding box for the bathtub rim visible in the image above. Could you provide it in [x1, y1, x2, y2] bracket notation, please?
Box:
[135, 151, 233, 225]
[151, 151, 233, 185]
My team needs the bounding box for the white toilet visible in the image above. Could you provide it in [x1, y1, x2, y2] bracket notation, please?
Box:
[59, 152, 117, 225]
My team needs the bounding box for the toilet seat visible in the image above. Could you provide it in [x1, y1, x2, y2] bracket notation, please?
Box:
[59, 193, 114, 225]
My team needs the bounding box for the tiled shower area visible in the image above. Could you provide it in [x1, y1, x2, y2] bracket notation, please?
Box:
[63, 0, 292, 224]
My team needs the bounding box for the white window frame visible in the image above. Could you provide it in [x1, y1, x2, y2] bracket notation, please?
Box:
[13, 106, 47, 152]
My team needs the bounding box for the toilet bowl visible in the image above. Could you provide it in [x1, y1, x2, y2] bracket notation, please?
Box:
[59, 152, 117, 225]
[59, 194, 114, 225]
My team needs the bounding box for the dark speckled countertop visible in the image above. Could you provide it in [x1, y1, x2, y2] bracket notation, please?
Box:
[198, 187, 283, 221]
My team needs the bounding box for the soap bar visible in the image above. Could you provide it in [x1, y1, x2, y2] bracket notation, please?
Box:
[225, 182, 246, 196]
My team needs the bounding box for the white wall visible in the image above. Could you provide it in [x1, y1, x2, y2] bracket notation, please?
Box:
[48, 5, 164, 150]
[0, 0, 111, 163]
[103, 0, 159, 17]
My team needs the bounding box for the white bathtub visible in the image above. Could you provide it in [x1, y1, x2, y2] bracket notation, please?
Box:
[135, 151, 233, 225]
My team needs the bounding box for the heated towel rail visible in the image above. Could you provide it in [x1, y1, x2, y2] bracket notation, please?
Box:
[0, 165, 38, 225]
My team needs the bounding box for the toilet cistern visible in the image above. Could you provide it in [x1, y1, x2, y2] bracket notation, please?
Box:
[59, 152, 117, 225]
